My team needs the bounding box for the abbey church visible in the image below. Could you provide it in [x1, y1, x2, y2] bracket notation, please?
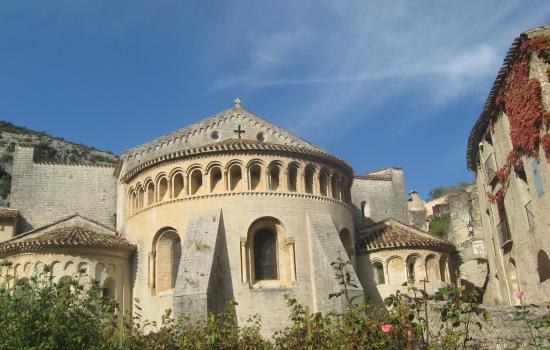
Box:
[0, 101, 455, 333]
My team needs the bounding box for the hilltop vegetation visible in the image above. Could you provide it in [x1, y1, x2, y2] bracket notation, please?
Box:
[0, 121, 118, 206]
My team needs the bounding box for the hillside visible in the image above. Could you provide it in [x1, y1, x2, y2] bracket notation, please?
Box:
[0, 121, 118, 206]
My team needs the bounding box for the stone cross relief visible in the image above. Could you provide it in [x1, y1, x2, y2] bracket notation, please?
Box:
[234, 125, 245, 139]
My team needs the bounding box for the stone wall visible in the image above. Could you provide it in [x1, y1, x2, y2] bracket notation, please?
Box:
[351, 167, 409, 229]
[427, 302, 550, 349]
[10, 145, 117, 231]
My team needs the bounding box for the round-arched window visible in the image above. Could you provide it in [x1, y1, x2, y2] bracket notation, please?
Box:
[254, 230, 278, 280]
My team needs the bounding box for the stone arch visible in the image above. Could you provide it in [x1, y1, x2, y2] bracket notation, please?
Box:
[51, 261, 62, 280]
[228, 162, 244, 191]
[144, 178, 155, 206]
[128, 187, 136, 213]
[247, 160, 265, 191]
[245, 217, 294, 285]
[34, 261, 44, 275]
[152, 227, 181, 294]
[24, 262, 31, 276]
[304, 164, 316, 194]
[170, 169, 185, 198]
[95, 263, 106, 283]
[372, 259, 385, 285]
[406, 253, 425, 282]
[268, 161, 284, 191]
[287, 162, 300, 192]
[439, 255, 449, 282]
[102, 277, 116, 299]
[78, 262, 88, 275]
[386, 256, 406, 285]
[425, 254, 439, 282]
[188, 166, 204, 195]
[339, 228, 353, 260]
[136, 184, 145, 210]
[319, 168, 329, 196]
[537, 250, 550, 283]
[331, 173, 340, 199]
[156, 174, 169, 202]
[208, 164, 224, 193]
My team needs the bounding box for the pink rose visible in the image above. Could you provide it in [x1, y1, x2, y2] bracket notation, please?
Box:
[381, 324, 393, 333]
[515, 290, 525, 299]
[407, 330, 414, 337]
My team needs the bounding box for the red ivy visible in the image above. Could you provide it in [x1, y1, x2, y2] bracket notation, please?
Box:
[487, 35, 550, 197]
[486, 189, 505, 202]
[542, 134, 550, 160]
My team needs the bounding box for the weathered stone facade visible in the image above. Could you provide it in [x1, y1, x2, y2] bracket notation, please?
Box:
[466, 26, 550, 305]
[10, 144, 117, 231]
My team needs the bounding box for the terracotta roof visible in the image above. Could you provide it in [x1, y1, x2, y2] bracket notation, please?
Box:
[121, 138, 353, 182]
[0, 208, 18, 220]
[356, 219, 455, 253]
[0, 226, 135, 256]
[466, 25, 550, 170]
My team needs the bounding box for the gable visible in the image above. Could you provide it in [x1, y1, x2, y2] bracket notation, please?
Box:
[5, 214, 118, 244]
[121, 105, 325, 171]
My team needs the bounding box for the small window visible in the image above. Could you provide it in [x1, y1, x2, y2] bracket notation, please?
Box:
[304, 167, 314, 194]
[172, 173, 184, 198]
[249, 164, 262, 191]
[538, 250, 550, 283]
[288, 165, 298, 192]
[253, 230, 278, 281]
[373, 262, 385, 285]
[190, 170, 203, 195]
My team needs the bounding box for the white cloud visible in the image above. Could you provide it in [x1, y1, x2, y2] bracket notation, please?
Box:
[207, 0, 549, 139]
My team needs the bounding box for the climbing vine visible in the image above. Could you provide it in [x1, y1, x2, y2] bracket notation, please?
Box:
[486, 34, 550, 201]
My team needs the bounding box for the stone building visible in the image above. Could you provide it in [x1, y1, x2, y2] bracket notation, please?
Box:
[466, 26, 550, 305]
[0, 100, 457, 333]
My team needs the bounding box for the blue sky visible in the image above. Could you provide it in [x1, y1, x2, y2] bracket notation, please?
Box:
[0, 1, 548, 197]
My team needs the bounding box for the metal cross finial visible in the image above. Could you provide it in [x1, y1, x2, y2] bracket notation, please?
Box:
[234, 125, 245, 139]
[234, 98, 241, 108]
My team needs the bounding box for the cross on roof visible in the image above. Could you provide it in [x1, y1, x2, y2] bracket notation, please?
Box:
[234, 98, 241, 108]
[234, 125, 245, 139]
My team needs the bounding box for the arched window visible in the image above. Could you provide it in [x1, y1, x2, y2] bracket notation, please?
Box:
[157, 177, 168, 201]
[190, 169, 203, 195]
[249, 164, 263, 190]
[253, 230, 278, 280]
[537, 250, 550, 283]
[331, 175, 339, 199]
[360, 201, 366, 218]
[172, 173, 184, 198]
[319, 170, 329, 196]
[387, 256, 406, 284]
[439, 256, 448, 282]
[138, 186, 145, 209]
[153, 229, 181, 293]
[146, 181, 155, 205]
[373, 261, 385, 285]
[102, 277, 116, 299]
[406, 255, 424, 282]
[244, 217, 295, 285]
[269, 165, 281, 191]
[229, 164, 243, 191]
[288, 164, 298, 192]
[339, 228, 353, 260]
[210, 166, 223, 193]
[425, 254, 439, 282]
[304, 166, 314, 194]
